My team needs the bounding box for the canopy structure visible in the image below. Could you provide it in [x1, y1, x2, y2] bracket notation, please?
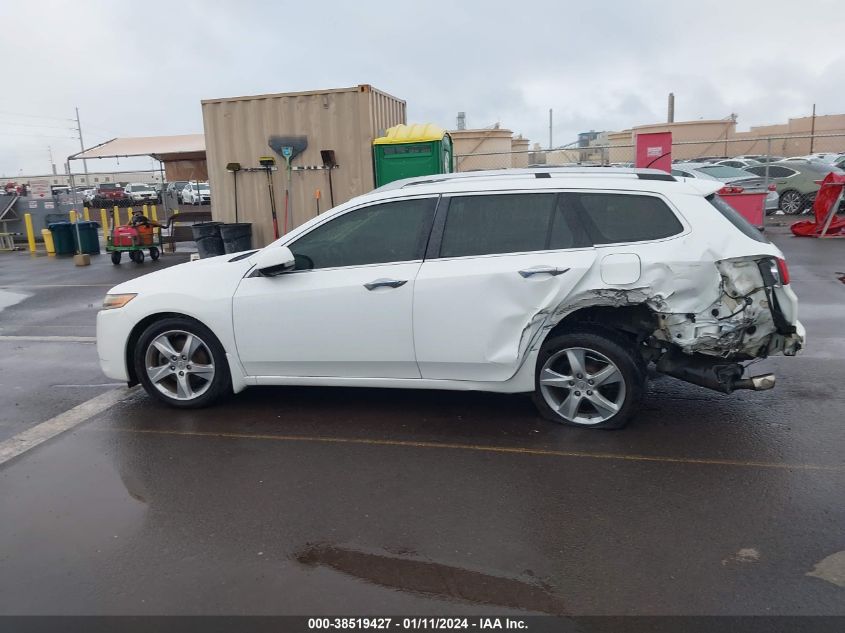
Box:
[69, 134, 206, 162]
[68, 134, 208, 185]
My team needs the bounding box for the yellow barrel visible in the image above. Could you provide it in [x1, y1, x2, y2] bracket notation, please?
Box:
[41, 228, 56, 254]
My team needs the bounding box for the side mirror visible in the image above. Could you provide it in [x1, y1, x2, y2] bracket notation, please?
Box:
[254, 246, 295, 276]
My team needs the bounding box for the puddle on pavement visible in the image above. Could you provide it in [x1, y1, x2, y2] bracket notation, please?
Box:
[295, 543, 566, 614]
[0, 288, 29, 311]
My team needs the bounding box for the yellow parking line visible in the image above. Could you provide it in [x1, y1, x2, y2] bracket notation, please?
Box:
[109, 428, 845, 473]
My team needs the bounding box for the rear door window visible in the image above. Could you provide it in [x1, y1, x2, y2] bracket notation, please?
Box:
[439, 193, 557, 258]
[561, 192, 684, 244]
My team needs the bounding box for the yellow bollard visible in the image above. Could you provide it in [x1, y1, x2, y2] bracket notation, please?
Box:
[127, 207, 133, 224]
[113, 205, 120, 227]
[24, 213, 36, 253]
[83, 207, 90, 222]
[41, 229, 56, 254]
[69, 209, 77, 224]
[100, 208, 109, 233]
[151, 205, 158, 222]
[142, 204, 149, 218]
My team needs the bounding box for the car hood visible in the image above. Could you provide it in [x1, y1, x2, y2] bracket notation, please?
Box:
[107, 253, 254, 297]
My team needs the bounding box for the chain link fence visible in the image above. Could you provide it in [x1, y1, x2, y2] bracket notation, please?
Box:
[454, 132, 845, 216]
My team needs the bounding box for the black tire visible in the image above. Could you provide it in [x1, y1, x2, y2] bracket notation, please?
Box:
[532, 328, 645, 429]
[129, 250, 144, 264]
[111, 251, 121, 265]
[149, 246, 160, 260]
[134, 317, 231, 408]
[779, 189, 804, 215]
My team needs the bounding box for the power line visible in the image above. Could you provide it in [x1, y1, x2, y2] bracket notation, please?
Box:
[0, 120, 77, 131]
[0, 109, 75, 122]
[0, 131, 79, 139]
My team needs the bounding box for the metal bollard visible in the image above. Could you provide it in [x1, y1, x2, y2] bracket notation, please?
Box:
[113, 205, 120, 227]
[151, 205, 158, 222]
[83, 207, 90, 222]
[142, 204, 149, 218]
[100, 208, 109, 233]
[69, 209, 77, 224]
[24, 213, 36, 253]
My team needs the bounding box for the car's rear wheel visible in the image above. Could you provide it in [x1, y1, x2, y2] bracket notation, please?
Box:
[134, 317, 230, 408]
[779, 190, 804, 215]
[532, 330, 644, 429]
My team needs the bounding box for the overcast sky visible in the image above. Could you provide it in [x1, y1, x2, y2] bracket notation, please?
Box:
[2, 0, 843, 177]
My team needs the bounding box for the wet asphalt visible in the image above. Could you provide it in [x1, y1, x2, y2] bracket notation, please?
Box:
[0, 225, 844, 616]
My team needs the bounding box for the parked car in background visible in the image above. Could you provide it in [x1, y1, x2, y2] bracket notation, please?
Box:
[82, 188, 96, 205]
[124, 183, 158, 205]
[91, 183, 129, 208]
[670, 162, 778, 214]
[97, 168, 803, 429]
[166, 181, 189, 203]
[834, 155, 845, 170]
[745, 159, 845, 214]
[715, 158, 761, 169]
[152, 183, 163, 202]
[181, 181, 211, 205]
[734, 155, 785, 164]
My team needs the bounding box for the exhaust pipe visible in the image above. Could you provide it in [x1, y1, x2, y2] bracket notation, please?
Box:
[734, 373, 776, 391]
[656, 351, 776, 393]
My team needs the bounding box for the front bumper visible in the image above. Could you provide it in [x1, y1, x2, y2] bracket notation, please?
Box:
[96, 308, 133, 382]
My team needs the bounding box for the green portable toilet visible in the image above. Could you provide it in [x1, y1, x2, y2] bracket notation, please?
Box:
[373, 123, 453, 187]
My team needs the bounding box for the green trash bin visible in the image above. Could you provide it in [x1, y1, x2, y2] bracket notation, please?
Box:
[73, 221, 101, 255]
[47, 222, 76, 255]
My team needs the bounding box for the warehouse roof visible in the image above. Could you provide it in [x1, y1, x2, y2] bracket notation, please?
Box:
[69, 134, 206, 161]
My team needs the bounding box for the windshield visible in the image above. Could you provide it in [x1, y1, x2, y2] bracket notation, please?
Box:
[697, 165, 755, 179]
[131, 184, 152, 191]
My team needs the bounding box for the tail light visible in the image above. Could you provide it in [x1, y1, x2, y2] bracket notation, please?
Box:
[718, 185, 745, 194]
[757, 257, 791, 286]
[776, 257, 790, 285]
[768, 184, 777, 191]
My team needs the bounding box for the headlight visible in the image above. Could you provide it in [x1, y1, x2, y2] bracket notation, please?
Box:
[102, 293, 137, 310]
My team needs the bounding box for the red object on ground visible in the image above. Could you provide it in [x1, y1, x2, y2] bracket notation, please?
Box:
[113, 226, 139, 246]
[718, 187, 766, 229]
[635, 132, 672, 172]
[791, 173, 845, 237]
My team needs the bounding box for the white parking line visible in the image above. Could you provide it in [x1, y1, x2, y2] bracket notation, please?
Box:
[0, 387, 134, 466]
[0, 335, 96, 343]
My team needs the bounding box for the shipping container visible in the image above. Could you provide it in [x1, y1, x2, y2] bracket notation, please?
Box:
[202, 85, 406, 247]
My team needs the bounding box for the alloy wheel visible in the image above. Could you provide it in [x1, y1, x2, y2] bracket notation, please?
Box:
[780, 191, 803, 215]
[144, 329, 216, 401]
[539, 347, 626, 425]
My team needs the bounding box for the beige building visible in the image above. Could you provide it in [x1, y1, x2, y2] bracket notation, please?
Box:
[602, 113, 845, 162]
[202, 85, 406, 246]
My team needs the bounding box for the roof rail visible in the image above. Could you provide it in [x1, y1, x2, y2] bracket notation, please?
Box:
[374, 167, 676, 191]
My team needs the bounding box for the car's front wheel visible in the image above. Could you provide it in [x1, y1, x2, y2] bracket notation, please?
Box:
[532, 329, 644, 429]
[134, 317, 230, 408]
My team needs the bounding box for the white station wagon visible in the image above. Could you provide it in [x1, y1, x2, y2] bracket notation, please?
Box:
[97, 168, 804, 428]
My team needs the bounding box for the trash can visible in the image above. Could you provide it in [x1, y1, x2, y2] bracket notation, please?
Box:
[191, 222, 224, 259]
[220, 223, 253, 254]
[73, 221, 101, 255]
[47, 222, 76, 255]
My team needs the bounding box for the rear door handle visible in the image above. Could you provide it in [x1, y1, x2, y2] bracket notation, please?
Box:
[364, 278, 408, 291]
[518, 266, 570, 278]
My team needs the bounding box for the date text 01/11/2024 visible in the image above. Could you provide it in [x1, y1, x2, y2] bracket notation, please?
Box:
[307, 617, 528, 630]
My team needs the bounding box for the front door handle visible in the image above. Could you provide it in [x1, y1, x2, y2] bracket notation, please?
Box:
[364, 278, 408, 291]
[518, 266, 570, 278]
